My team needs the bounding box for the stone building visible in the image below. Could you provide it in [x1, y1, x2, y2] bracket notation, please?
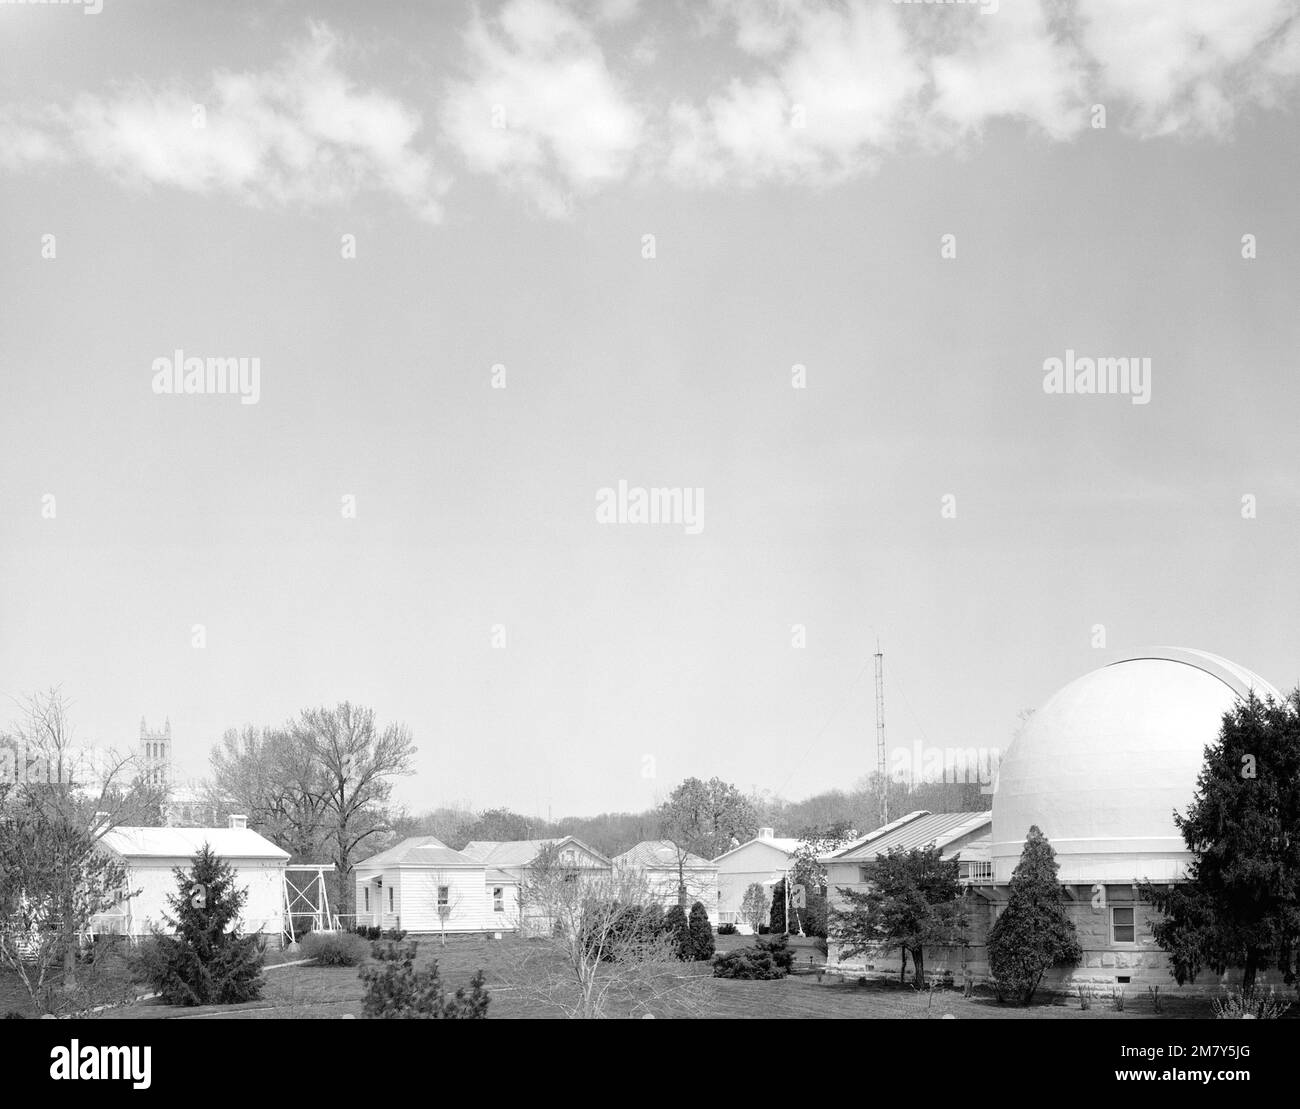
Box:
[825, 648, 1288, 997]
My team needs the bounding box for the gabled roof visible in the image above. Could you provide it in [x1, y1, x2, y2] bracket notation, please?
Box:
[356, 836, 481, 869]
[101, 826, 290, 862]
[460, 836, 612, 869]
[826, 811, 991, 863]
[485, 868, 517, 885]
[615, 840, 717, 870]
[712, 834, 803, 864]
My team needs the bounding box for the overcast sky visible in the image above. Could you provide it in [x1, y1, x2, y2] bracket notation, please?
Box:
[1, 0, 1298, 817]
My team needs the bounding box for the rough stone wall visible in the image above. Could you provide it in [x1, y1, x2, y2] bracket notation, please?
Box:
[828, 893, 1294, 999]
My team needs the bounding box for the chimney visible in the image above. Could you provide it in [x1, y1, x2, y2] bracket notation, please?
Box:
[228, 814, 247, 829]
[758, 827, 775, 840]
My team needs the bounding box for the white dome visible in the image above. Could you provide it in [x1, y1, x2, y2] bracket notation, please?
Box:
[991, 648, 1279, 884]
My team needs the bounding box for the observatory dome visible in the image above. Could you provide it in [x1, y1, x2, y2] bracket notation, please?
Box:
[991, 648, 1279, 884]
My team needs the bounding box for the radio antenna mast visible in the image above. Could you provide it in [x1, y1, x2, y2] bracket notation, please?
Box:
[874, 640, 887, 826]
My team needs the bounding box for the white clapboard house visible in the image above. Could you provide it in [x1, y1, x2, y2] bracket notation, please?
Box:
[92, 818, 291, 942]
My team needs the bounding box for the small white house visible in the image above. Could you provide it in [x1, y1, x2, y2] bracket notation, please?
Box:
[460, 836, 613, 933]
[353, 836, 521, 934]
[94, 820, 290, 942]
[615, 840, 720, 924]
[713, 827, 803, 932]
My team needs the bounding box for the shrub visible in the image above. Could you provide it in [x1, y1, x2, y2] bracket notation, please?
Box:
[664, 905, 689, 960]
[371, 939, 410, 962]
[757, 933, 794, 973]
[1213, 987, 1289, 1020]
[1147, 985, 1162, 1013]
[717, 923, 738, 935]
[301, 931, 369, 967]
[1078, 986, 1092, 1010]
[758, 925, 770, 935]
[383, 928, 408, 942]
[1111, 988, 1125, 1012]
[353, 925, 382, 940]
[359, 942, 489, 1018]
[712, 934, 794, 981]
[687, 902, 715, 961]
[640, 903, 665, 936]
[580, 902, 644, 962]
[134, 845, 265, 1006]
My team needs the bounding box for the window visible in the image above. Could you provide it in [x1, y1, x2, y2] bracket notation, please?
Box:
[493, 887, 504, 912]
[1112, 906, 1135, 944]
[364, 887, 369, 912]
[438, 886, 450, 908]
[858, 866, 872, 883]
[388, 886, 393, 912]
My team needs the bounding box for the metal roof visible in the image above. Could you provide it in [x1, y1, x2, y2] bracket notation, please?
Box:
[827, 811, 991, 862]
[615, 839, 717, 870]
[460, 836, 611, 868]
[357, 836, 481, 869]
[101, 826, 290, 862]
[712, 834, 803, 863]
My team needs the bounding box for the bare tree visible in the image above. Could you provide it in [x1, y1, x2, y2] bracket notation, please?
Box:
[741, 882, 769, 934]
[506, 844, 709, 1019]
[208, 704, 416, 918]
[209, 725, 330, 857]
[291, 703, 416, 918]
[0, 687, 162, 1010]
[429, 870, 464, 947]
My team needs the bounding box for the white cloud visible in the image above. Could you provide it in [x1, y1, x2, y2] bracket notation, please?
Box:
[1078, 0, 1300, 137]
[667, 0, 1300, 188]
[3, 3, 1298, 218]
[668, 2, 927, 186]
[440, 0, 647, 217]
[928, 2, 1087, 141]
[3, 25, 448, 222]
[0, 108, 71, 171]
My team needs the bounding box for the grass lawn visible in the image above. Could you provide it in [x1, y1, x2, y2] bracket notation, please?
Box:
[6, 931, 1219, 1020]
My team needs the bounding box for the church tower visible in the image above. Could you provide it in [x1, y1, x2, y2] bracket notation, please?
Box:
[139, 716, 172, 787]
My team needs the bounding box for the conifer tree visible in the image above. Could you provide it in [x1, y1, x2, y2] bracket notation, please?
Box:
[663, 904, 689, 960]
[139, 844, 265, 1006]
[687, 901, 715, 961]
[987, 826, 1081, 1004]
[1139, 691, 1300, 992]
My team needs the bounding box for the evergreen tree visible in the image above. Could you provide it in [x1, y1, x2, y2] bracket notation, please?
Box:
[360, 941, 489, 1018]
[832, 844, 966, 986]
[1139, 691, 1300, 992]
[663, 904, 689, 960]
[987, 826, 1081, 1004]
[687, 901, 715, 961]
[138, 844, 266, 1006]
[769, 877, 788, 934]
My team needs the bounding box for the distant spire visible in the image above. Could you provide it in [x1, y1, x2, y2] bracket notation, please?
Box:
[165, 717, 171, 736]
[140, 716, 147, 736]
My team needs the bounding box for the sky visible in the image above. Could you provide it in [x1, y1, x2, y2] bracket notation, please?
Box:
[1, 0, 1298, 818]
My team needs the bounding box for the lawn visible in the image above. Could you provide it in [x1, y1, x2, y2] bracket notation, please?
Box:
[0, 931, 1223, 1020]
